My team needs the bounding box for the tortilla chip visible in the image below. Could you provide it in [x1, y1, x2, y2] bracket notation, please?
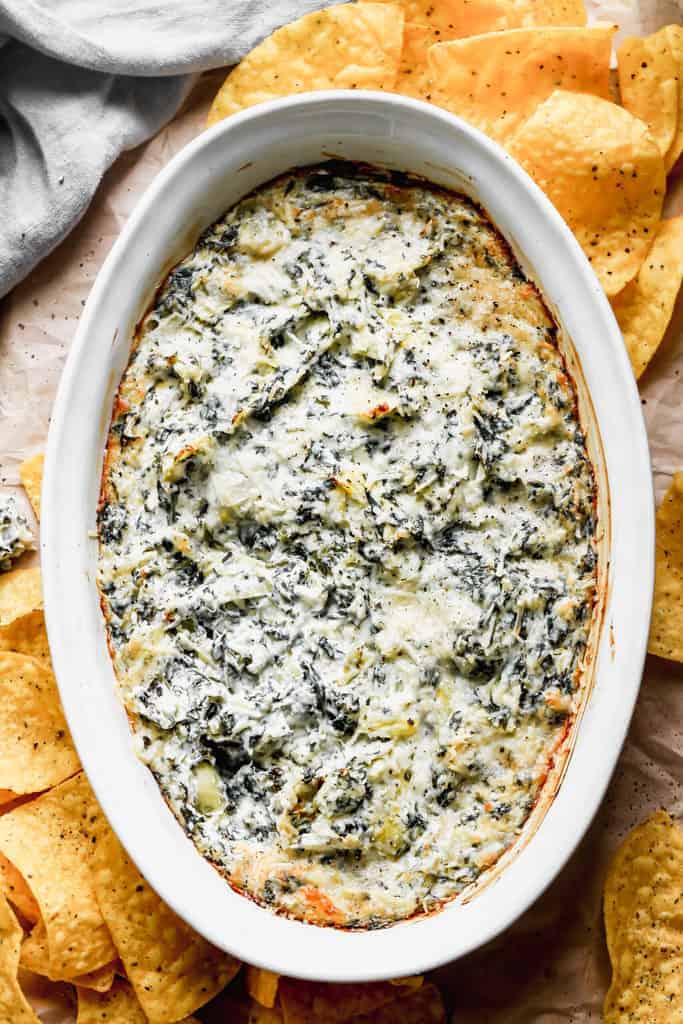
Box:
[21, 918, 117, 991]
[648, 473, 683, 662]
[611, 216, 683, 378]
[356, 984, 445, 1023]
[376, 0, 586, 36]
[604, 810, 683, 1023]
[74, 962, 118, 993]
[395, 22, 438, 99]
[618, 28, 679, 159]
[389, 975, 424, 990]
[372, 0, 464, 36]
[665, 25, 683, 173]
[508, 90, 665, 295]
[0, 651, 79, 795]
[19, 453, 43, 521]
[0, 773, 116, 979]
[0, 851, 38, 924]
[279, 977, 422, 1023]
[246, 966, 280, 1008]
[77, 979, 148, 1024]
[0, 540, 48, 668]
[247, 1004, 283, 1024]
[77, 977, 203, 1024]
[84, 814, 240, 1023]
[428, 25, 613, 143]
[0, 793, 35, 816]
[0, 609, 50, 666]
[0, 566, 42, 627]
[0, 895, 40, 1024]
[394, 2, 591, 99]
[207, 4, 404, 126]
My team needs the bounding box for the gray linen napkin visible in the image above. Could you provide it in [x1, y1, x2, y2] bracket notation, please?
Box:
[0, 0, 333, 298]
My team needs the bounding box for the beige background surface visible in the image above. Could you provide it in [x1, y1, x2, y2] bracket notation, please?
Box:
[0, 12, 682, 1017]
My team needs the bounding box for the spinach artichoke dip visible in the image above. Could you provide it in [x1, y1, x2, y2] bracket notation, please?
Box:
[98, 162, 598, 928]
[0, 496, 33, 571]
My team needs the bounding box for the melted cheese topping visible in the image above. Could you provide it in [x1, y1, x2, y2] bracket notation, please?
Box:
[98, 164, 597, 927]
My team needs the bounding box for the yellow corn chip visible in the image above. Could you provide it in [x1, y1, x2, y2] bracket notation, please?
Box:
[376, 0, 586, 36]
[77, 980, 148, 1024]
[618, 28, 679, 159]
[21, 918, 117, 991]
[648, 473, 683, 662]
[611, 216, 683, 378]
[207, 3, 404, 126]
[0, 609, 50, 666]
[428, 25, 613, 143]
[248, 1004, 283, 1024]
[84, 813, 240, 1023]
[394, 2, 590, 100]
[0, 566, 42, 627]
[604, 810, 683, 1023]
[0, 895, 40, 1024]
[0, 851, 39, 924]
[77, 978, 202, 1024]
[246, 966, 280, 1008]
[355, 984, 445, 1023]
[279, 977, 422, 1023]
[19, 453, 43, 521]
[0, 793, 31, 815]
[395, 23, 438, 99]
[373, 0, 464, 35]
[0, 651, 79, 795]
[0, 773, 116, 979]
[508, 90, 665, 295]
[75, 962, 118, 994]
[389, 975, 424, 990]
[665, 25, 683, 173]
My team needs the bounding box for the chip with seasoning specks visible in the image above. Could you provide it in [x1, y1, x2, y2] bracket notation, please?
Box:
[21, 918, 118, 991]
[618, 28, 680, 160]
[664, 24, 683, 173]
[375, 0, 586, 35]
[76, 980, 148, 1024]
[206, 3, 404, 126]
[0, 773, 116, 979]
[248, 1005, 282, 1024]
[19, 453, 43, 521]
[0, 608, 50, 666]
[279, 977, 423, 1023]
[611, 216, 683, 378]
[429, 25, 613, 142]
[648, 472, 683, 662]
[394, 22, 438, 99]
[76, 976, 202, 1024]
[0, 539, 49, 667]
[0, 651, 79, 796]
[0, 851, 39, 924]
[508, 90, 665, 295]
[0, 895, 40, 1024]
[0, 565, 42, 627]
[83, 808, 240, 1022]
[604, 810, 683, 1023]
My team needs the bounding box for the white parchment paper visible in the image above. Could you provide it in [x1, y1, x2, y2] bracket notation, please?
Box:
[0, 19, 682, 1016]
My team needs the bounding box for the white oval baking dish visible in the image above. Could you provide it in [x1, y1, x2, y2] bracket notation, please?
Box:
[41, 91, 653, 982]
